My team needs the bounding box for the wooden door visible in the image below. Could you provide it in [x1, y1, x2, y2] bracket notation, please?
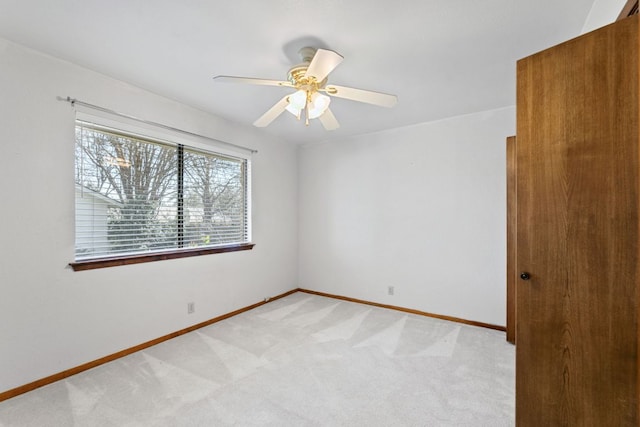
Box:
[516, 16, 639, 426]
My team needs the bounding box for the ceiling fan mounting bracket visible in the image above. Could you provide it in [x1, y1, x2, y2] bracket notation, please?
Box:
[298, 46, 317, 63]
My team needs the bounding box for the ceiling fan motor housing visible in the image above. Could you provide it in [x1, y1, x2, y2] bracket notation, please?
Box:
[287, 47, 327, 88]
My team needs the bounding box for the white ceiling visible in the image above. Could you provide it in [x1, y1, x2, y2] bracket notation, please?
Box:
[0, 0, 597, 144]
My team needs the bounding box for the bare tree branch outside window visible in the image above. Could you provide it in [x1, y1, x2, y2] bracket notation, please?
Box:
[74, 122, 248, 260]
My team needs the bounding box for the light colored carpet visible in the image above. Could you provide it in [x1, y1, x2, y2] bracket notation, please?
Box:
[0, 292, 515, 426]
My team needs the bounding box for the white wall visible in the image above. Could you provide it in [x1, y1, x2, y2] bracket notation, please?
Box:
[298, 107, 515, 326]
[0, 39, 298, 393]
[582, 0, 628, 33]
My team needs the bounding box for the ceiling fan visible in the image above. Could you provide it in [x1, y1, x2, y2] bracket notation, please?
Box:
[213, 47, 398, 130]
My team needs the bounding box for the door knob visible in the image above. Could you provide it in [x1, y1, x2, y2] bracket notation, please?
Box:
[520, 272, 531, 280]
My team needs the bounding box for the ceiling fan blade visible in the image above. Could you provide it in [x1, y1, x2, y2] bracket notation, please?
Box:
[253, 95, 290, 127]
[304, 49, 344, 82]
[324, 84, 398, 107]
[318, 108, 340, 130]
[213, 75, 293, 87]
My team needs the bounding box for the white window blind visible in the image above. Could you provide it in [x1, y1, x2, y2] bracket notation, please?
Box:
[75, 120, 250, 260]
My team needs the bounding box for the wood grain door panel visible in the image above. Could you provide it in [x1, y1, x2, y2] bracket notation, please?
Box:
[516, 16, 639, 426]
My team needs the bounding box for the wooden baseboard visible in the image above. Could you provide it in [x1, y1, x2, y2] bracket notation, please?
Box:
[298, 288, 506, 332]
[0, 288, 298, 403]
[1, 287, 504, 402]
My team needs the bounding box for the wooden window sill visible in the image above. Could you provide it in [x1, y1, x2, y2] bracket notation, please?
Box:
[69, 243, 255, 271]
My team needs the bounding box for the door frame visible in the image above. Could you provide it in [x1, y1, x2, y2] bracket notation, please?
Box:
[506, 136, 516, 344]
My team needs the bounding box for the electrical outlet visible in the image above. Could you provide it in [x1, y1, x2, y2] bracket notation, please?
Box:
[187, 302, 195, 314]
[388, 286, 395, 296]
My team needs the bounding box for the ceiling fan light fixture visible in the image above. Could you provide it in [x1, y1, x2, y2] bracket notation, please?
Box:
[308, 93, 331, 119]
[285, 89, 306, 117]
[285, 104, 301, 117]
[290, 89, 307, 108]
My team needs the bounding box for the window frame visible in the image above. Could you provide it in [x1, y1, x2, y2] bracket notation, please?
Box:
[71, 113, 253, 271]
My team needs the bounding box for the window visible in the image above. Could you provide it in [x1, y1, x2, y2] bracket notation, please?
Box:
[73, 120, 251, 269]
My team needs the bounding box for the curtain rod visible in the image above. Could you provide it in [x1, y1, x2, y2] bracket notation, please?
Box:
[58, 96, 258, 154]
